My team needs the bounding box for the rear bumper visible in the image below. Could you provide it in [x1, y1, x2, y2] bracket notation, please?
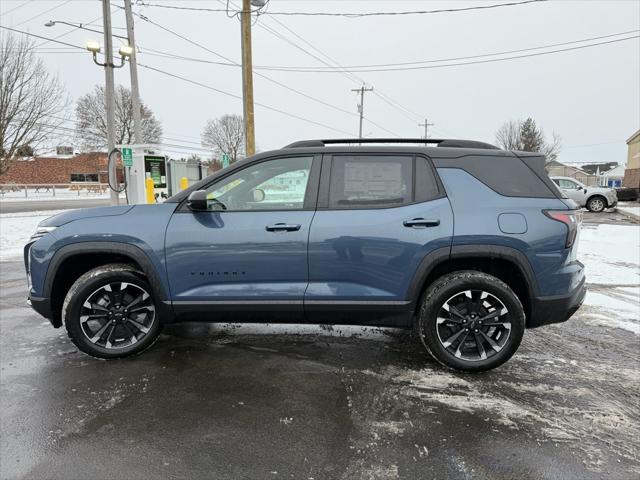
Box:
[528, 276, 586, 328]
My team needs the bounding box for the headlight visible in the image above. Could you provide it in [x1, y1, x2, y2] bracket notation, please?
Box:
[30, 226, 57, 241]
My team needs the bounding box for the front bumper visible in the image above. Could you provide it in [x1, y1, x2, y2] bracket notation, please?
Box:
[29, 295, 55, 323]
[528, 276, 586, 328]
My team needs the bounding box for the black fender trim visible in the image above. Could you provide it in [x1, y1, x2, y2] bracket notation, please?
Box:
[406, 244, 539, 321]
[449, 244, 539, 298]
[43, 242, 175, 325]
[405, 246, 452, 306]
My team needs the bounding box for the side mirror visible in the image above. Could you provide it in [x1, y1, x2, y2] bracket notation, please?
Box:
[187, 190, 208, 211]
[583, 188, 587, 194]
[251, 188, 266, 202]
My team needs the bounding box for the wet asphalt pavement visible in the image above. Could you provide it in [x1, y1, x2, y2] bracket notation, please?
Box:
[1, 213, 639, 480]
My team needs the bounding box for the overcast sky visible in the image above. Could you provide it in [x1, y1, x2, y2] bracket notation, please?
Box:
[2, 0, 639, 165]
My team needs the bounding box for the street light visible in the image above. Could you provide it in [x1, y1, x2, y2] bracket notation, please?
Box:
[85, 40, 131, 68]
[45, 20, 128, 40]
[118, 45, 133, 58]
[85, 41, 101, 54]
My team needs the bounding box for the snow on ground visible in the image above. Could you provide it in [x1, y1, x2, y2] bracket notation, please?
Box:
[579, 223, 640, 285]
[618, 202, 640, 221]
[0, 211, 64, 260]
[0, 188, 119, 202]
[578, 222, 640, 334]
[583, 289, 640, 334]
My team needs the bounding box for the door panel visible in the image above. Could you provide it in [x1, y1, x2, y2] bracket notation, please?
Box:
[164, 155, 319, 322]
[306, 154, 454, 326]
[306, 198, 453, 302]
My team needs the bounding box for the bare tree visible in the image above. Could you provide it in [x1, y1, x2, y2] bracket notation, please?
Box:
[0, 33, 69, 174]
[495, 117, 562, 162]
[201, 114, 245, 163]
[75, 84, 162, 150]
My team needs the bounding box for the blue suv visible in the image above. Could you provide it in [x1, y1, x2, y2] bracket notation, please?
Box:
[25, 139, 586, 371]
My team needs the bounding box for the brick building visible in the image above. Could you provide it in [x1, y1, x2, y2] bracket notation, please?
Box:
[0, 152, 108, 185]
[623, 129, 640, 189]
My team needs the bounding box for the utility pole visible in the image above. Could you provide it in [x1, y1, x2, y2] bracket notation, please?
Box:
[123, 0, 142, 145]
[419, 118, 434, 139]
[241, 0, 256, 156]
[102, 0, 119, 205]
[351, 85, 374, 139]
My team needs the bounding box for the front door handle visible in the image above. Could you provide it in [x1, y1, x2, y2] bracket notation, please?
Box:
[265, 223, 302, 232]
[403, 218, 440, 228]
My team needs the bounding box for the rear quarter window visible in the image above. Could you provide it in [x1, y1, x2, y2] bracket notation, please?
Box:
[433, 155, 557, 198]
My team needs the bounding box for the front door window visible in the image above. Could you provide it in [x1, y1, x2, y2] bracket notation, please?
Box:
[205, 157, 313, 211]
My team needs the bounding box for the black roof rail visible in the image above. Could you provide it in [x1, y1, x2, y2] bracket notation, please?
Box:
[284, 138, 499, 150]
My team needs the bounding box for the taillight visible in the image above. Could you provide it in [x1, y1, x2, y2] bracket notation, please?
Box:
[544, 210, 582, 248]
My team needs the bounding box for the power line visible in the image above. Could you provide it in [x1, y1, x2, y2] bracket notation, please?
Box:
[135, 0, 545, 17]
[2, 0, 31, 16]
[247, 35, 640, 73]
[126, 8, 363, 125]
[12, 0, 74, 28]
[2, 25, 354, 138]
[136, 62, 354, 136]
[233, 2, 402, 135]
[250, 29, 640, 71]
[0, 25, 87, 50]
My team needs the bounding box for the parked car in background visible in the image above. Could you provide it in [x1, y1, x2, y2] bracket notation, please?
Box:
[25, 139, 586, 372]
[551, 176, 618, 212]
[615, 187, 639, 202]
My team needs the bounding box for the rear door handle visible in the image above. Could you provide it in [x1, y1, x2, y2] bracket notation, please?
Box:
[403, 218, 440, 228]
[265, 223, 302, 232]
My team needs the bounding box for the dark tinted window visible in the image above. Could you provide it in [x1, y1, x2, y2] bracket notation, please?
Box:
[433, 155, 556, 198]
[415, 157, 441, 202]
[70, 173, 99, 182]
[329, 155, 412, 208]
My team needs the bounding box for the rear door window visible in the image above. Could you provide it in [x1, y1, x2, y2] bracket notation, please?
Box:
[328, 155, 413, 208]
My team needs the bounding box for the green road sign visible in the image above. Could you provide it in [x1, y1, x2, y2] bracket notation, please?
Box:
[222, 153, 230, 168]
[121, 147, 133, 167]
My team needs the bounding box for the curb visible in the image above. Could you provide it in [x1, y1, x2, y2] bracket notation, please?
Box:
[616, 207, 640, 222]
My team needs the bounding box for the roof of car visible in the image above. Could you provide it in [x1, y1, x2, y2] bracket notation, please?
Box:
[283, 138, 500, 150]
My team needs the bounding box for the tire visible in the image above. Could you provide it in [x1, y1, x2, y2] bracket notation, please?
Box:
[417, 271, 525, 372]
[62, 264, 162, 359]
[587, 195, 607, 213]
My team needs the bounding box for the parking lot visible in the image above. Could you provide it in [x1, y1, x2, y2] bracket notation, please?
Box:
[1, 209, 638, 480]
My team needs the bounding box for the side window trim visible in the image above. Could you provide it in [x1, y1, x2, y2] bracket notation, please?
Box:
[177, 153, 322, 212]
[318, 153, 445, 211]
[415, 154, 446, 202]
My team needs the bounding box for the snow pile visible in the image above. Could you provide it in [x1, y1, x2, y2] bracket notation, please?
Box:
[0, 211, 64, 260]
[578, 223, 640, 334]
[579, 223, 640, 285]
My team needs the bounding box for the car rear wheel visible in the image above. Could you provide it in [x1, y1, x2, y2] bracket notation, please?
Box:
[62, 264, 162, 359]
[417, 271, 525, 372]
[587, 196, 606, 213]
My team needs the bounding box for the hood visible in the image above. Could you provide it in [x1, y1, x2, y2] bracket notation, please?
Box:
[38, 205, 135, 228]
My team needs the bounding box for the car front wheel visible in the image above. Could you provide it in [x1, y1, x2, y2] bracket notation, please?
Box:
[587, 196, 606, 213]
[417, 271, 525, 372]
[62, 264, 162, 359]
